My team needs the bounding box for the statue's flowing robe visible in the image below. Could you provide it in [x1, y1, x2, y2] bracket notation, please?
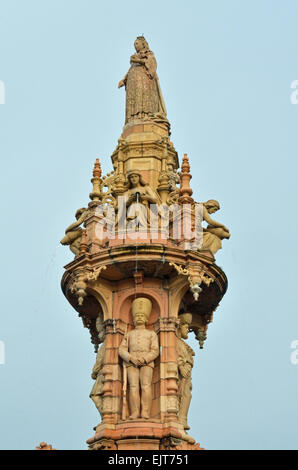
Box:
[177, 338, 194, 429]
[202, 226, 230, 254]
[125, 50, 167, 124]
[126, 185, 160, 230]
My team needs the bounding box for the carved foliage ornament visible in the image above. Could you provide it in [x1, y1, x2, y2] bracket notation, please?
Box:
[69, 266, 107, 306]
[169, 262, 214, 301]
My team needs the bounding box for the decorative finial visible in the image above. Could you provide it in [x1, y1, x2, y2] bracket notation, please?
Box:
[179, 154, 194, 204]
[89, 158, 103, 202]
[93, 158, 102, 178]
[196, 329, 207, 349]
[181, 153, 190, 174]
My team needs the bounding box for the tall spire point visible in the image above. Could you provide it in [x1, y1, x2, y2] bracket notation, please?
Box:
[93, 158, 102, 179]
[89, 158, 102, 202]
[179, 153, 194, 204]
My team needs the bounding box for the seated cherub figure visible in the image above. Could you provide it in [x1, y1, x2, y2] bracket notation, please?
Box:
[60, 208, 88, 256]
[201, 200, 230, 254]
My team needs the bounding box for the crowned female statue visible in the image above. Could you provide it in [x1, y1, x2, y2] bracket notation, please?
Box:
[118, 36, 169, 130]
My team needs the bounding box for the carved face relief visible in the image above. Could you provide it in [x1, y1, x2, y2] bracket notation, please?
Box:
[134, 312, 147, 326]
[180, 322, 190, 339]
[179, 313, 192, 340]
[208, 206, 218, 214]
[129, 173, 140, 187]
[132, 297, 152, 325]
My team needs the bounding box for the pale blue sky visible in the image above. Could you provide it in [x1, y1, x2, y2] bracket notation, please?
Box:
[0, 0, 298, 450]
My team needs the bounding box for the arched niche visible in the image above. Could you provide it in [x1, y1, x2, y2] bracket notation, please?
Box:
[87, 285, 112, 321]
[168, 277, 190, 319]
[116, 292, 161, 327]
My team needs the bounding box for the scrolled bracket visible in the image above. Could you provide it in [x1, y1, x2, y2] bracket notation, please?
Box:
[69, 265, 108, 306]
[169, 261, 214, 301]
[84, 265, 107, 282]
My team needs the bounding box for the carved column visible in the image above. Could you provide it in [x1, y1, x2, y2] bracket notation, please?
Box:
[100, 319, 121, 426]
[158, 318, 180, 422]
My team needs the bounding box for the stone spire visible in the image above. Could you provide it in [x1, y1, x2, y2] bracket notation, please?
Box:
[60, 38, 230, 452]
[89, 158, 102, 202]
